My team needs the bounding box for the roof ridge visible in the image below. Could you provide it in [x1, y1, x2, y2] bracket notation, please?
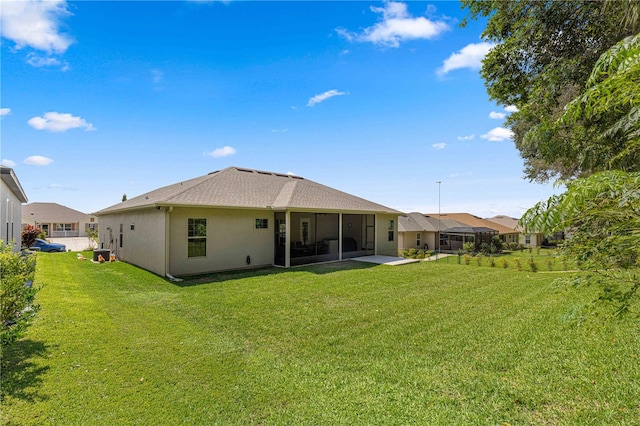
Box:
[272, 180, 298, 208]
[161, 168, 233, 203]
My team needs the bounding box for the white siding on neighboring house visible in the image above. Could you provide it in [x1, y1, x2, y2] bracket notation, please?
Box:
[1, 167, 28, 252]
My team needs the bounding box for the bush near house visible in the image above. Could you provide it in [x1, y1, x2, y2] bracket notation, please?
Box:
[21, 225, 41, 250]
[0, 242, 39, 348]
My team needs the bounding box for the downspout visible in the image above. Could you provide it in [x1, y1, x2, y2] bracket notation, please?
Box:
[285, 210, 291, 268]
[338, 213, 343, 260]
[164, 206, 173, 276]
[374, 214, 378, 255]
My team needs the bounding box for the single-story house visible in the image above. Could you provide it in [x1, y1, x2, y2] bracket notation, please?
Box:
[22, 202, 98, 238]
[95, 167, 402, 277]
[398, 212, 464, 252]
[485, 215, 546, 247]
[399, 212, 506, 253]
[1, 166, 29, 252]
[431, 212, 520, 246]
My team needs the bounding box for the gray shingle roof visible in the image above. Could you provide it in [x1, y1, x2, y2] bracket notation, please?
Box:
[399, 212, 468, 233]
[23, 202, 90, 223]
[96, 167, 402, 215]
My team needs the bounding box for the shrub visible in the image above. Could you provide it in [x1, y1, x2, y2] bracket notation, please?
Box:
[490, 235, 504, 254]
[528, 257, 538, 272]
[417, 250, 425, 260]
[475, 254, 484, 266]
[463, 254, 471, 265]
[1, 241, 39, 347]
[501, 258, 509, 268]
[463, 241, 475, 253]
[489, 256, 496, 267]
[21, 225, 41, 249]
[514, 258, 522, 271]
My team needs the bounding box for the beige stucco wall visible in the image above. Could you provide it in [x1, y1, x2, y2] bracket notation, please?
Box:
[502, 232, 520, 244]
[520, 233, 543, 247]
[168, 207, 274, 276]
[398, 231, 436, 252]
[98, 208, 167, 276]
[376, 214, 400, 256]
[79, 215, 98, 237]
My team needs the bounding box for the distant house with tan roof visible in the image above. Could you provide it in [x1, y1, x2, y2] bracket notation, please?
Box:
[398, 212, 463, 252]
[432, 212, 520, 246]
[95, 166, 402, 277]
[486, 214, 546, 247]
[22, 202, 97, 238]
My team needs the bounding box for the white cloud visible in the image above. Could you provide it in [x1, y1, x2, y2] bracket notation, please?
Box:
[0, 0, 74, 53]
[489, 111, 506, 120]
[47, 183, 76, 191]
[28, 112, 95, 132]
[432, 143, 446, 150]
[1, 159, 16, 167]
[307, 89, 347, 107]
[505, 105, 519, 113]
[336, 1, 449, 48]
[0, 108, 11, 117]
[24, 155, 54, 166]
[271, 128, 288, 133]
[457, 134, 475, 141]
[481, 127, 514, 142]
[437, 42, 494, 76]
[204, 146, 236, 158]
[26, 53, 69, 70]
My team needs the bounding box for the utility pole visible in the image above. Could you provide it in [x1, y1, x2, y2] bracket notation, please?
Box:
[436, 181, 441, 260]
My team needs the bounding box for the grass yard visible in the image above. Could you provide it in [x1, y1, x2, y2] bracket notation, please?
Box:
[2, 252, 639, 425]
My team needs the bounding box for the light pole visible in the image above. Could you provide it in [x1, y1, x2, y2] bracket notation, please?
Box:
[436, 181, 441, 260]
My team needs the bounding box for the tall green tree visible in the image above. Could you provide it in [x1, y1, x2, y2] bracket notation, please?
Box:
[521, 171, 640, 316]
[462, 0, 640, 182]
[521, 34, 640, 316]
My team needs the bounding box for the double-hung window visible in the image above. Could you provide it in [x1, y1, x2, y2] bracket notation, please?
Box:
[188, 218, 207, 257]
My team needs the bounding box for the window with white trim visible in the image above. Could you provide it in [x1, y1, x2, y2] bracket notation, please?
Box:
[188, 218, 207, 257]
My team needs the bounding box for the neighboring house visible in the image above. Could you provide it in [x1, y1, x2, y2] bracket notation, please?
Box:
[485, 215, 546, 248]
[1, 166, 29, 252]
[22, 202, 98, 238]
[398, 212, 463, 252]
[95, 166, 402, 277]
[431, 212, 520, 246]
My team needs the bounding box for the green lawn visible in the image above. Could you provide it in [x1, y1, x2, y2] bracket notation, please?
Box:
[2, 252, 639, 425]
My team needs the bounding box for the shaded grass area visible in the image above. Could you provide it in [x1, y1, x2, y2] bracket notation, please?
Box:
[2, 252, 639, 424]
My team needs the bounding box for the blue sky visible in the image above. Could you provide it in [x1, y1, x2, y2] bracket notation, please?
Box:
[1, 0, 560, 217]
